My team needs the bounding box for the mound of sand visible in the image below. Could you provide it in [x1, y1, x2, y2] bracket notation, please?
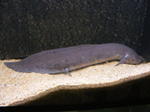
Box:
[0, 60, 150, 106]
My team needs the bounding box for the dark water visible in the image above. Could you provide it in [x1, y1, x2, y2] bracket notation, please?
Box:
[1, 104, 150, 112]
[63, 104, 150, 112]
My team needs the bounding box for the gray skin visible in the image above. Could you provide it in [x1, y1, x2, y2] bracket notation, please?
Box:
[4, 43, 144, 74]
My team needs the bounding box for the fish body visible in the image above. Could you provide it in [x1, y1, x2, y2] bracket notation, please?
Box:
[4, 43, 144, 74]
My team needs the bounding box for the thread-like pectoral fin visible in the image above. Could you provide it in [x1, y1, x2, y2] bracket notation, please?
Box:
[115, 57, 126, 66]
[64, 68, 72, 76]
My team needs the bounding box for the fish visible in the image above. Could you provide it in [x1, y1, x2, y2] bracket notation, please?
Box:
[4, 43, 144, 74]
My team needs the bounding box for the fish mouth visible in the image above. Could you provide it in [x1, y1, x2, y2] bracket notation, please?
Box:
[139, 56, 145, 63]
[133, 56, 145, 64]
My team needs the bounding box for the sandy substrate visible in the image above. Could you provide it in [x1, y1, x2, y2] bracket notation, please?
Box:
[0, 60, 150, 106]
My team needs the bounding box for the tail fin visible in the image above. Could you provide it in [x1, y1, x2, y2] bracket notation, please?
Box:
[4, 62, 19, 71]
[4, 62, 31, 73]
[4, 62, 26, 73]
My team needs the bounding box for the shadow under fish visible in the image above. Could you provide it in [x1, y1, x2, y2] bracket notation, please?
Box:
[4, 43, 145, 74]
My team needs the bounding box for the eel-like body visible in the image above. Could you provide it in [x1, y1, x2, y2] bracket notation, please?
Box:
[4, 43, 144, 74]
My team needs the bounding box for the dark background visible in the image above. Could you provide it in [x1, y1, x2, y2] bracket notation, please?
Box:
[142, 0, 150, 55]
[0, 0, 149, 59]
